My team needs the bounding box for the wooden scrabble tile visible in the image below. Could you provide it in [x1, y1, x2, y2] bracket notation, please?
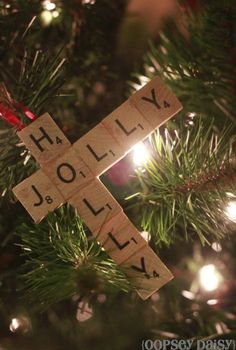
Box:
[43, 147, 94, 201]
[73, 123, 125, 176]
[129, 76, 182, 129]
[68, 179, 122, 233]
[120, 245, 173, 300]
[94, 212, 146, 264]
[13, 169, 64, 223]
[17, 113, 71, 166]
[102, 100, 153, 151]
[92, 211, 128, 236]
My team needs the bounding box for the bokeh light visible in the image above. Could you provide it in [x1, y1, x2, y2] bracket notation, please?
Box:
[199, 264, 222, 292]
[9, 316, 31, 333]
[225, 201, 236, 222]
[132, 142, 150, 167]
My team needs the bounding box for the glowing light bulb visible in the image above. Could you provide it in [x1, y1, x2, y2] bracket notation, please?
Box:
[225, 201, 236, 222]
[9, 316, 31, 333]
[41, 10, 53, 25]
[148, 66, 155, 73]
[9, 318, 21, 332]
[43, 0, 56, 11]
[211, 242, 222, 252]
[207, 299, 218, 306]
[82, 0, 96, 4]
[181, 290, 195, 300]
[52, 10, 59, 18]
[199, 264, 221, 292]
[188, 112, 196, 119]
[132, 142, 150, 167]
[140, 231, 150, 242]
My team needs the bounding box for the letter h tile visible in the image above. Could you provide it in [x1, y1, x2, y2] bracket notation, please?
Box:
[13, 77, 182, 299]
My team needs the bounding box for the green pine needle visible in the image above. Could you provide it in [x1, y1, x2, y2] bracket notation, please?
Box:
[136, 0, 236, 127]
[18, 205, 130, 310]
[0, 50, 65, 199]
[129, 118, 236, 247]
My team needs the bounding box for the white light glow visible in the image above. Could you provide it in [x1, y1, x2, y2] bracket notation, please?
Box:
[211, 242, 222, 252]
[9, 316, 31, 333]
[9, 318, 21, 332]
[132, 142, 150, 167]
[41, 10, 53, 25]
[225, 201, 236, 222]
[140, 231, 150, 242]
[181, 290, 195, 300]
[207, 299, 218, 306]
[52, 10, 59, 18]
[199, 264, 221, 292]
[43, 1, 56, 11]
[148, 66, 155, 73]
[188, 112, 196, 119]
[82, 0, 96, 4]
[226, 192, 235, 198]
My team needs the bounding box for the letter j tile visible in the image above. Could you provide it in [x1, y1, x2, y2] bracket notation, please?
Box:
[13, 169, 64, 223]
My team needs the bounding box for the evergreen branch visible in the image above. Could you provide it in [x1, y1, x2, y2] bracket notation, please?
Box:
[14, 49, 65, 116]
[130, 118, 236, 246]
[0, 128, 37, 198]
[0, 51, 65, 199]
[18, 205, 130, 310]
[138, 0, 236, 127]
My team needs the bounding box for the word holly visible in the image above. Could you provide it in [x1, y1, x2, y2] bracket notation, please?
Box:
[13, 77, 182, 299]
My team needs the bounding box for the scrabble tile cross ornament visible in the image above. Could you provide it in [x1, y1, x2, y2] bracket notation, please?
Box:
[13, 77, 182, 300]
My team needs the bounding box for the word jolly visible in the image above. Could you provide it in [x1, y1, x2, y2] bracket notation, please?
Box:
[13, 76, 182, 299]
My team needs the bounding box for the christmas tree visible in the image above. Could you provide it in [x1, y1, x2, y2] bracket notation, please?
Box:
[0, 0, 236, 349]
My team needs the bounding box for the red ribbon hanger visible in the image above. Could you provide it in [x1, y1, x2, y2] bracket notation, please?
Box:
[0, 83, 37, 130]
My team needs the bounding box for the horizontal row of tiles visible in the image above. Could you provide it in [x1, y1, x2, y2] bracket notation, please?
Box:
[16, 76, 182, 176]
